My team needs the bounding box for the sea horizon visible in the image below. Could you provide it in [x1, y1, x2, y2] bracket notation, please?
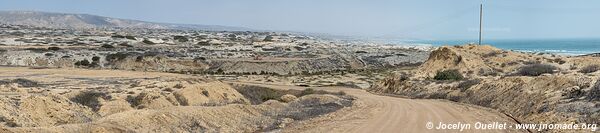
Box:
[382, 38, 600, 55]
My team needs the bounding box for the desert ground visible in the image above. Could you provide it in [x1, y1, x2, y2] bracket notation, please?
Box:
[0, 66, 524, 133]
[0, 23, 598, 133]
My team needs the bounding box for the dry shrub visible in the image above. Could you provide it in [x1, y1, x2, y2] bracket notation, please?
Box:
[70, 91, 108, 111]
[457, 79, 481, 91]
[579, 65, 600, 74]
[517, 64, 557, 76]
[589, 81, 600, 101]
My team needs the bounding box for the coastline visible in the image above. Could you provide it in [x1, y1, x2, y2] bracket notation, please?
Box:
[399, 39, 600, 56]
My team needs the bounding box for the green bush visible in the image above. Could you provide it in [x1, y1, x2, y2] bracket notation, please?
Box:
[74, 59, 91, 67]
[92, 56, 100, 62]
[517, 64, 557, 76]
[434, 69, 463, 80]
[579, 65, 600, 74]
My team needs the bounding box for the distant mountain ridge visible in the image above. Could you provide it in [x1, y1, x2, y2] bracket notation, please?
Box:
[0, 11, 251, 31]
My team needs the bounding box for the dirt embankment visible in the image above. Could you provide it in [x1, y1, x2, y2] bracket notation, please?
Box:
[371, 44, 600, 131]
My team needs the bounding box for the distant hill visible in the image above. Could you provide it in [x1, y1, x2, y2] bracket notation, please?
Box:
[0, 11, 251, 31]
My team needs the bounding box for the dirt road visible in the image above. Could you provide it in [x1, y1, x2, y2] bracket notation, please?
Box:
[230, 81, 526, 133]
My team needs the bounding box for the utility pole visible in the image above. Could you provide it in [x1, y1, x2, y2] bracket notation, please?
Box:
[479, 4, 483, 45]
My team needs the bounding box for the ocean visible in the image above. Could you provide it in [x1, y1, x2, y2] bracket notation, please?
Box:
[405, 39, 600, 55]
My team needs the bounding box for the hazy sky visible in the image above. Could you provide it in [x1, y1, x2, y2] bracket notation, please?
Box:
[1, 0, 600, 40]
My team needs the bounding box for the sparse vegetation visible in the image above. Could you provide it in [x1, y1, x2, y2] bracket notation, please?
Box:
[227, 34, 236, 39]
[135, 56, 144, 62]
[24, 48, 49, 53]
[142, 39, 155, 45]
[233, 84, 346, 104]
[163, 88, 174, 92]
[124, 36, 136, 40]
[47, 46, 61, 51]
[336, 91, 346, 95]
[552, 58, 567, 64]
[201, 90, 210, 96]
[0, 78, 39, 87]
[173, 36, 188, 42]
[111, 35, 125, 38]
[517, 64, 557, 76]
[457, 79, 481, 91]
[196, 41, 210, 46]
[173, 84, 184, 89]
[299, 88, 335, 97]
[106, 52, 132, 62]
[92, 56, 100, 62]
[118, 42, 133, 47]
[433, 69, 463, 80]
[300, 88, 316, 96]
[482, 51, 501, 58]
[589, 81, 600, 101]
[101, 44, 115, 48]
[74, 59, 91, 67]
[70, 90, 108, 111]
[579, 65, 600, 74]
[233, 85, 284, 104]
[263, 35, 274, 41]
